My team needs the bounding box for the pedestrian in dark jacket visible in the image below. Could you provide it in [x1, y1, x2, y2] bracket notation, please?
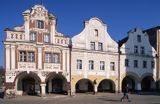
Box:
[121, 84, 131, 102]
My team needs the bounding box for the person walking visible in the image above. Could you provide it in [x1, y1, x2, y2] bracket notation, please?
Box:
[121, 84, 131, 102]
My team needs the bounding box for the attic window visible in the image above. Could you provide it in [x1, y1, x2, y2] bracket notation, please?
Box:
[95, 29, 98, 37]
[137, 35, 141, 42]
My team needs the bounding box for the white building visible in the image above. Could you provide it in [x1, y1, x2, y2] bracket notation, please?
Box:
[71, 17, 119, 94]
[119, 28, 157, 92]
[4, 5, 70, 96]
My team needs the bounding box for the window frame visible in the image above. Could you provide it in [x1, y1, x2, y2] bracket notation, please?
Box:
[45, 52, 51, 63]
[44, 33, 50, 43]
[19, 51, 27, 62]
[77, 59, 82, 70]
[89, 60, 94, 70]
[53, 53, 60, 63]
[98, 42, 103, 51]
[36, 20, 44, 29]
[137, 35, 141, 42]
[134, 45, 138, 54]
[30, 32, 36, 42]
[100, 61, 105, 70]
[110, 62, 115, 71]
[28, 51, 35, 62]
[90, 42, 95, 50]
[125, 59, 129, 67]
[143, 60, 147, 68]
[134, 60, 138, 68]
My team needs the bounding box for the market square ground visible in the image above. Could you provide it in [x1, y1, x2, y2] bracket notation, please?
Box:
[0, 93, 160, 104]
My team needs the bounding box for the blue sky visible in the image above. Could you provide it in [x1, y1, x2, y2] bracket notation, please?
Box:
[0, 0, 160, 67]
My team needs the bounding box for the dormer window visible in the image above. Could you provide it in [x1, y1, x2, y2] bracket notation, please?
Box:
[44, 34, 50, 43]
[137, 35, 141, 42]
[37, 20, 44, 29]
[95, 29, 98, 37]
[30, 32, 36, 41]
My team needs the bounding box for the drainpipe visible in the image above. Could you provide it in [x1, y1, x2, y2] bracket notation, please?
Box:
[69, 42, 72, 96]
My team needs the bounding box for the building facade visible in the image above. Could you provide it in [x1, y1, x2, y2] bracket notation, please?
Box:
[4, 5, 70, 96]
[4, 4, 159, 96]
[71, 18, 119, 94]
[119, 28, 157, 92]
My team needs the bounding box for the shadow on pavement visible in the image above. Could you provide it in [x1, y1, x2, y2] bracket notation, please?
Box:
[97, 97, 120, 102]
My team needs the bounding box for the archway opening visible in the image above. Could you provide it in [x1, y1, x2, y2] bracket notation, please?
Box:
[141, 76, 155, 92]
[98, 79, 115, 93]
[75, 79, 94, 93]
[16, 73, 41, 96]
[46, 74, 68, 95]
[122, 76, 135, 92]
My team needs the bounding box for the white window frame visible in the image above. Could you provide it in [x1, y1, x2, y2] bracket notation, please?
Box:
[110, 62, 115, 71]
[30, 32, 36, 41]
[45, 53, 51, 63]
[44, 34, 50, 43]
[90, 42, 95, 50]
[100, 61, 105, 70]
[98, 42, 103, 51]
[89, 60, 94, 70]
[28, 52, 35, 62]
[77, 59, 82, 70]
[53, 53, 59, 63]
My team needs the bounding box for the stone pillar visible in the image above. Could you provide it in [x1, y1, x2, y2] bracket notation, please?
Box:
[48, 79, 52, 93]
[40, 83, 46, 97]
[94, 84, 98, 94]
[5, 45, 10, 70]
[11, 45, 15, 70]
[136, 82, 141, 92]
[38, 48, 42, 70]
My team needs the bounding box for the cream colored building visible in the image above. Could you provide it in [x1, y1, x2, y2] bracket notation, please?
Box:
[4, 5, 70, 96]
[71, 17, 119, 94]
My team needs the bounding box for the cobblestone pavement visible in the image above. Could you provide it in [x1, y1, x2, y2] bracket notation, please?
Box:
[0, 93, 160, 104]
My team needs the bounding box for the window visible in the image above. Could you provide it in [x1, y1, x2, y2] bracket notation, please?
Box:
[28, 52, 35, 62]
[89, 60, 94, 70]
[125, 59, 129, 67]
[53, 53, 59, 63]
[100, 61, 105, 70]
[143, 61, 147, 68]
[134, 45, 138, 54]
[140, 47, 145, 55]
[137, 35, 141, 42]
[151, 61, 155, 69]
[45, 53, 51, 63]
[37, 20, 44, 29]
[134, 60, 138, 68]
[110, 62, 115, 71]
[30, 32, 36, 41]
[77, 60, 82, 70]
[98, 42, 103, 51]
[90, 42, 95, 50]
[19, 51, 26, 62]
[44, 34, 50, 43]
[95, 29, 98, 36]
